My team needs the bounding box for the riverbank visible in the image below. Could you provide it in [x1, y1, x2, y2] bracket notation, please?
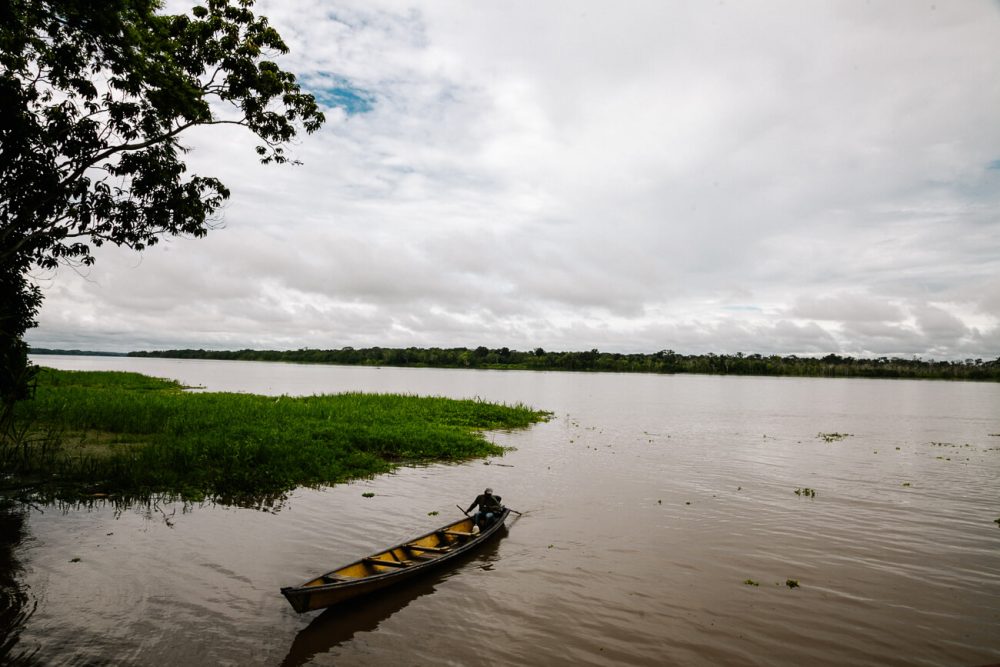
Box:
[119, 347, 1000, 381]
[1, 368, 549, 505]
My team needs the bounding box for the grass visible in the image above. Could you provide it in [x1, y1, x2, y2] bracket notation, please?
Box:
[2, 368, 549, 505]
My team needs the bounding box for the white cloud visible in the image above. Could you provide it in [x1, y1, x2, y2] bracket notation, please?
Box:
[25, 0, 1000, 360]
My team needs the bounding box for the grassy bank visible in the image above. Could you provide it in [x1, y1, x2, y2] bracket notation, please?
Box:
[2, 368, 549, 505]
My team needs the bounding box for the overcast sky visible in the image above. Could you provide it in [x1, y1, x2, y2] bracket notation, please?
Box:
[26, 0, 1000, 359]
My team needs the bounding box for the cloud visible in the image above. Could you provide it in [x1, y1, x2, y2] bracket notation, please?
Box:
[24, 0, 1000, 360]
[790, 294, 905, 323]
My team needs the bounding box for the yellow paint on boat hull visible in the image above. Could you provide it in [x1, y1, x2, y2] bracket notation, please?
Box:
[281, 510, 510, 613]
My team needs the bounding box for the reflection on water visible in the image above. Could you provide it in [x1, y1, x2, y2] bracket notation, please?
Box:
[0, 503, 37, 666]
[6, 356, 1000, 666]
[281, 525, 508, 667]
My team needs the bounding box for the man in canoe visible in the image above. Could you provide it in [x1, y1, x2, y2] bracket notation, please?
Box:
[466, 488, 503, 529]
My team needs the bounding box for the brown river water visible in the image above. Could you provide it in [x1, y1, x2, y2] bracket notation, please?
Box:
[3, 356, 999, 666]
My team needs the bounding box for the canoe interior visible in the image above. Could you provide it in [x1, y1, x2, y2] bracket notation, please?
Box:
[282, 510, 509, 612]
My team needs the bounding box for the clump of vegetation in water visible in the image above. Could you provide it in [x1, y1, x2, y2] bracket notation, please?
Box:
[3, 368, 549, 505]
[744, 579, 759, 586]
[994, 518, 1000, 527]
[786, 579, 799, 588]
[361, 492, 375, 498]
[794, 488, 817, 498]
[818, 432, 850, 442]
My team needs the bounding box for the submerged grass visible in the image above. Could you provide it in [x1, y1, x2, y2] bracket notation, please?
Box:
[3, 368, 549, 504]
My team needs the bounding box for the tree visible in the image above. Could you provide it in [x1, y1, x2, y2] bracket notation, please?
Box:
[0, 0, 325, 423]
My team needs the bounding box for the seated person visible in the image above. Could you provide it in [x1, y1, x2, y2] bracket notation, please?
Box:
[465, 487, 503, 528]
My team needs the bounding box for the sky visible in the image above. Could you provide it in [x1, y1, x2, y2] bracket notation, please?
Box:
[26, 0, 1000, 359]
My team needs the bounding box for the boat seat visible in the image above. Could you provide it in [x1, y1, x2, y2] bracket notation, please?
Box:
[364, 557, 412, 568]
[408, 544, 450, 553]
[443, 530, 475, 538]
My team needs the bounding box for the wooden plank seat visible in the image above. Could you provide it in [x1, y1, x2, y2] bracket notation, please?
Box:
[408, 544, 450, 553]
[443, 530, 476, 538]
[364, 557, 412, 568]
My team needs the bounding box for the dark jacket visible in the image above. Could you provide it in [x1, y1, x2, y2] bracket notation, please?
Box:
[467, 493, 502, 514]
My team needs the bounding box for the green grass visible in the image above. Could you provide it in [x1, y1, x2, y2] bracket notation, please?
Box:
[3, 368, 549, 504]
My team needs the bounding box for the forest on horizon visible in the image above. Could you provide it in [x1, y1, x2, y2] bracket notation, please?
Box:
[87, 346, 1000, 381]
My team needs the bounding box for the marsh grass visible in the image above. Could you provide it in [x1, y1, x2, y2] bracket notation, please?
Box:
[4, 368, 549, 504]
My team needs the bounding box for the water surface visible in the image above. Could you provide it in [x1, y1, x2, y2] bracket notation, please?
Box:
[3, 356, 999, 666]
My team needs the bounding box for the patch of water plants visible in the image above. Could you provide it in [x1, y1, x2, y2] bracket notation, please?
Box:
[817, 432, 851, 442]
[1, 368, 549, 505]
[794, 487, 817, 498]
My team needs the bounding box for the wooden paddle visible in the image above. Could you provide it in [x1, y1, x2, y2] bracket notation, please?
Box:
[458, 503, 521, 517]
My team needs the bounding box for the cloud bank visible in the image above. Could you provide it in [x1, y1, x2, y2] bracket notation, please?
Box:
[27, 0, 1000, 359]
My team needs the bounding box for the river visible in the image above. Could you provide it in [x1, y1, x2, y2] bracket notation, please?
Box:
[2, 355, 999, 666]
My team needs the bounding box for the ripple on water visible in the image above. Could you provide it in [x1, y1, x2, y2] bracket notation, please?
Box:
[8, 361, 1000, 666]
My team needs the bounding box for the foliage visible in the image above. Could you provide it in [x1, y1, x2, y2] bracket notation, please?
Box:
[0, 258, 41, 437]
[3, 368, 549, 504]
[0, 0, 324, 421]
[123, 346, 1000, 381]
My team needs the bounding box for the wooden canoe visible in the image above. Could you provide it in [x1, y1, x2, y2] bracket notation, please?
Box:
[280, 508, 511, 613]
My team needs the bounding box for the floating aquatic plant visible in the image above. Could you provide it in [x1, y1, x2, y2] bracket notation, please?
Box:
[794, 488, 817, 498]
[361, 492, 375, 498]
[8, 368, 549, 505]
[786, 579, 799, 589]
[744, 579, 759, 586]
[818, 432, 851, 442]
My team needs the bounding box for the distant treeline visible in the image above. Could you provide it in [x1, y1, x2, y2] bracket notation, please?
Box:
[30, 348, 127, 357]
[127, 347, 1000, 381]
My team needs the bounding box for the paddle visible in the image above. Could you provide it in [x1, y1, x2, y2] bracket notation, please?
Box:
[458, 503, 521, 517]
